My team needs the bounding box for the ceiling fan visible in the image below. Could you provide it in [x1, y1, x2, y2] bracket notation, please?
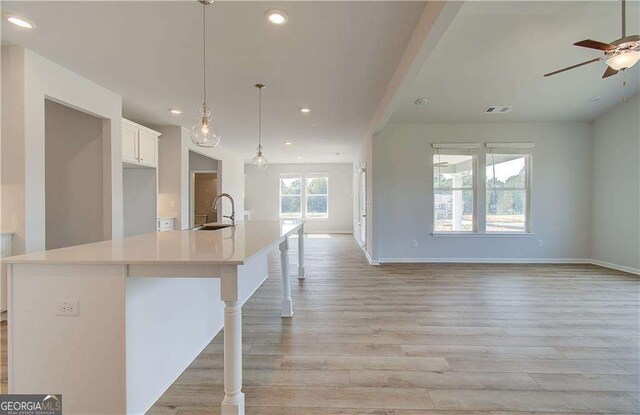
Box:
[544, 0, 640, 78]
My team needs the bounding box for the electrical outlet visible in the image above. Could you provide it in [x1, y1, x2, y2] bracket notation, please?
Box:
[56, 300, 79, 317]
[538, 240, 544, 248]
[411, 240, 418, 248]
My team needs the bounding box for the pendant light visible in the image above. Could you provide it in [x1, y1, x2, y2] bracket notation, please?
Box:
[251, 83, 268, 169]
[190, 0, 221, 148]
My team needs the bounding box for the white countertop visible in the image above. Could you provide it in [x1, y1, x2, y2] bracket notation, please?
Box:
[4, 220, 302, 266]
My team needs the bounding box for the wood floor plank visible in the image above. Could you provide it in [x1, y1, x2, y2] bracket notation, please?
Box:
[4, 234, 634, 414]
[427, 389, 639, 413]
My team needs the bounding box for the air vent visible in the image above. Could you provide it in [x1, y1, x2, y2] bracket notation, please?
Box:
[484, 106, 512, 114]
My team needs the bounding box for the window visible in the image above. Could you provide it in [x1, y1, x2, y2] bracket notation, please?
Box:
[279, 174, 329, 219]
[280, 176, 302, 218]
[486, 153, 528, 232]
[433, 153, 475, 232]
[305, 175, 329, 218]
[431, 143, 532, 235]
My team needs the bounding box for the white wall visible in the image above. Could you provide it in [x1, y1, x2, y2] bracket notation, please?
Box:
[591, 95, 640, 273]
[245, 163, 353, 233]
[1, 46, 123, 255]
[372, 122, 592, 262]
[157, 126, 244, 230]
[45, 100, 106, 249]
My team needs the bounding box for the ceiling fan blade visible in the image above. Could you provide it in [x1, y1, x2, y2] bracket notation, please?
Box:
[544, 58, 601, 77]
[573, 39, 616, 51]
[602, 66, 619, 78]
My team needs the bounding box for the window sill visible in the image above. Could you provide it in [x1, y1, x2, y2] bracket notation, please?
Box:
[431, 232, 534, 237]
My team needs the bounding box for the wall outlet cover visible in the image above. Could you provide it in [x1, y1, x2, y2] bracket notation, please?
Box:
[411, 240, 418, 248]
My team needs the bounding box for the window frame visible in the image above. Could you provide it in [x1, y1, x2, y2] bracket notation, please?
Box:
[278, 173, 330, 219]
[304, 173, 329, 219]
[485, 152, 531, 234]
[279, 174, 303, 219]
[431, 143, 533, 236]
[432, 149, 478, 234]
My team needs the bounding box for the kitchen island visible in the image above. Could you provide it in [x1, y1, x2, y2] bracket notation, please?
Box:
[4, 220, 304, 415]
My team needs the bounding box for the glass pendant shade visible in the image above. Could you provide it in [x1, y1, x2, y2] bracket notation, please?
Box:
[190, 104, 220, 147]
[251, 145, 268, 169]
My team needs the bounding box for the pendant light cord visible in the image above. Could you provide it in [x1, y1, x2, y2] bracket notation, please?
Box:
[202, 2, 207, 104]
[258, 86, 262, 149]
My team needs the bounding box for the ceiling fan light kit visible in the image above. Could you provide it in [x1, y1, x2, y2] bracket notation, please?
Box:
[544, 0, 639, 78]
[606, 49, 640, 71]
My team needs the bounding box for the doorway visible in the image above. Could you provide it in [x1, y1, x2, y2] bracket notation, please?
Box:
[188, 151, 220, 227]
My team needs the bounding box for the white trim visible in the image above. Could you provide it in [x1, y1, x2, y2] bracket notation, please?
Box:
[373, 257, 640, 275]
[364, 248, 379, 266]
[431, 232, 534, 237]
[432, 143, 481, 149]
[378, 258, 588, 264]
[485, 142, 534, 149]
[590, 259, 640, 275]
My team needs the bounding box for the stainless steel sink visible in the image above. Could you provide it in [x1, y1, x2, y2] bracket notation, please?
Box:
[196, 224, 233, 231]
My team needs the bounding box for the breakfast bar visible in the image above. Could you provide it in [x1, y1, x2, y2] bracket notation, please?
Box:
[5, 220, 304, 415]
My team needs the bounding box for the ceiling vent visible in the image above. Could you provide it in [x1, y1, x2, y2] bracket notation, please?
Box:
[484, 106, 512, 114]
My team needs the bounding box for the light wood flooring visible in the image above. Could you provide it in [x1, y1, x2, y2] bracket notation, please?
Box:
[147, 235, 639, 414]
[3, 234, 639, 413]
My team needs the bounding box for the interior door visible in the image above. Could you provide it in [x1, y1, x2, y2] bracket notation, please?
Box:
[122, 124, 138, 163]
[137, 130, 157, 167]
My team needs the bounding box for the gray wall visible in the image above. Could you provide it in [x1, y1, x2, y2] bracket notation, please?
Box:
[45, 99, 105, 250]
[591, 95, 640, 272]
[372, 122, 593, 262]
[245, 163, 353, 233]
[123, 168, 157, 237]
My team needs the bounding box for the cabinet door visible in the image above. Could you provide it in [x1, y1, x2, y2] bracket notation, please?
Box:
[122, 123, 138, 163]
[137, 130, 157, 167]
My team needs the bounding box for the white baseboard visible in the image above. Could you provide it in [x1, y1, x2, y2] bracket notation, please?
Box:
[373, 257, 639, 275]
[364, 249, 379, 266]
[377, 257, 588, 264]
[589, 259, 640, 275]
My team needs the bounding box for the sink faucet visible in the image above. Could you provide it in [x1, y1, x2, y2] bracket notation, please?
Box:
[211, 193, 235, 226]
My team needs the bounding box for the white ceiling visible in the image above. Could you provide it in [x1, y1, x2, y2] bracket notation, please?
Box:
[1, 1, 424, 163]
[390, 1, 640, 124]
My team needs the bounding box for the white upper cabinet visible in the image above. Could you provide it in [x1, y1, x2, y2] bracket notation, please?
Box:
[122, 122, 138, 164]
[121, 119, 160, 168]
[137, 130, 157, 167]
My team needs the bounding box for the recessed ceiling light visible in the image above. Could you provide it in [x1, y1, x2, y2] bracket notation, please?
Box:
[285, 141, 292, 145]
[266, 9, 288, 25]
[169, 109, 182, 115]
[3, 14, 34, 29]
[297, 156, 303, 160]
[300, 108, 311, 113]
[587, 95, 602, 104]
[414, 97, 428, 106]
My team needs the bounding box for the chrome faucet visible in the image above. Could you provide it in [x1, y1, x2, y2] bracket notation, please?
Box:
[211, 193, 235, 226]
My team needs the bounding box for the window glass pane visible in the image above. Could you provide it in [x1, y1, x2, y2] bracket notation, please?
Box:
[434, 189, 473, 232]
[281, 177, 302, 195]
[306, 177, 328, 195]
[486, 155, 525, 189]
[281, 195, 301, 217]
[306, 195, 328, 217]
[433, 155, 473, 189]
[486, 189, 526, 232]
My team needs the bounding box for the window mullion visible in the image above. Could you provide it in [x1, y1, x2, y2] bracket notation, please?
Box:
[477, 150, 486, 233]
